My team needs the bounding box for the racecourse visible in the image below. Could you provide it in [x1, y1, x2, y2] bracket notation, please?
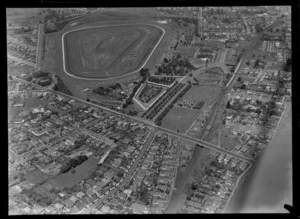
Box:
[61, 23, 166, 80]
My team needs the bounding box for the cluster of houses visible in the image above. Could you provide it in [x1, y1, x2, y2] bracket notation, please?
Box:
[9, 84, 157, 214]
[182, 151, 249, 213]
[7, 40, 37, 64]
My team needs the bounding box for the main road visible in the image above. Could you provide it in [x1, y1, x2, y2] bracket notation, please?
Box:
[158, 126, 254, 163]
[14, 76, 254, 164]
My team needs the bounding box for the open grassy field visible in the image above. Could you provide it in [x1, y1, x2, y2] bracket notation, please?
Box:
[48, 157, 98, 189]
[63, 24, 164, 79]
[182, 85, 222, 106]
[162, 106, 199, 133]
[6, 8, 39, 26]
[24, 169, 48, 184]
[205, 67, 224, 74]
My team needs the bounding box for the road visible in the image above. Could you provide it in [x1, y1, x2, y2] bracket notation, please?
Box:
[13, 76, 253, 165]
[36, 23, 45, 70]
[158, 126, 254, 163]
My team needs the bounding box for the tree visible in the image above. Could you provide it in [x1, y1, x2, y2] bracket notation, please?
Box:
[155, 119, 162, 126]
[139, 68, 149, 77]
[283, 58, 292, 72]
[246, 107, 252, 113]
[191, 182, 198, 190]
[126, 98, 132, 105]
[117, 172, 124, 178]
[255, 108, 262, 114]
[240, 84, 246, 89]
[226, 101, 231, 109]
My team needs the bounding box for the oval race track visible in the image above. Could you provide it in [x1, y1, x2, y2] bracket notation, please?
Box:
[61, 23, 166, 80]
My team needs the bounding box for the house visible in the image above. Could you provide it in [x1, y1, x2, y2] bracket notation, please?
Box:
[225, 179, 234, 186]
[32, 204, 44, 213]
[186, 200, 201, 209]
[87, 189, 95, 197]
[157, 185, 169, 192]
[154, 192, 168, 199]
[153, 199, 167, 207]
[233, 145, 242, 151]
[223, 154, 232, 163]
[101, 205, 110, 213]
[45, 206, 55, 213]
[136, 169, 147, 179]
[239, 162, 248, 171]
[206, 205, 218, 212]
[191, 196, 202, 203]
[77, 191, 85, 199]
[130, 203, 150, 214]
[133, 177, 143, 186]
[70, 196, 78, 203]
[240, 146, 248, 153]
[54, 203, 64, 210]
[119, 192, 127, 200]
[123, 189, 132, 196]
[104, 170, 115, 179]
[64, 199, 75, 208]
[226, 170, 234, 177]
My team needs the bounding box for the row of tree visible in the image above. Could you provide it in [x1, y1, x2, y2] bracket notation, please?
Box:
[93, 83, 125, 101]
[60, 155, 88, 173]
[123, 69, 149, 107]
[143, 82, 180, 120]
[148, 76, 175, 85]
[53, 75, 73, 96]
[154, 83, 192, 126]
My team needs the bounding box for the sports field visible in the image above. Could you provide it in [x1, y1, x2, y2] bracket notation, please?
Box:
[62, 24, 164, 79]
[182, 85, 222, 106]
[162, 106, 199, 133]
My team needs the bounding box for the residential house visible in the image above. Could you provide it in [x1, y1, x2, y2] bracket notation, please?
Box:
[186, 200, 201, 209]
[130, 203, 150, 214]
